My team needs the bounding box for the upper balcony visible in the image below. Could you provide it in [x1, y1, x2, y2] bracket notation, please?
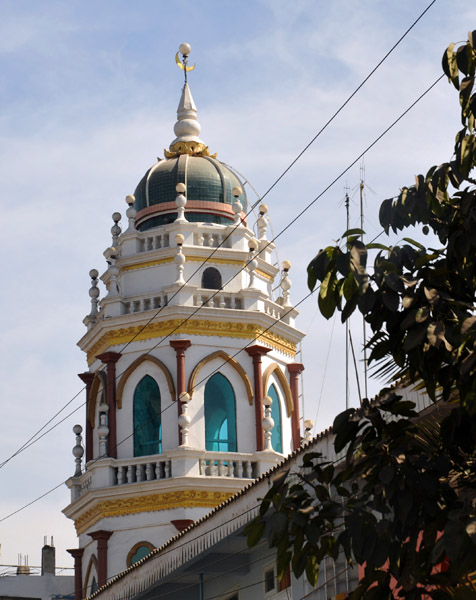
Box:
[66, 447, 284, 504]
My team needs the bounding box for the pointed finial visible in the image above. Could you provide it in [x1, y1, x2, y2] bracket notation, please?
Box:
[165, 44, 216, 159]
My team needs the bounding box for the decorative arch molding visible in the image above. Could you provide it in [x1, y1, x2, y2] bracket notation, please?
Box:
[126, 541, 155, 568]
[116, 355, 175, 409]
[83, 554, 98, 599]
[188, 350, 253, 406]
[262, 363, 293, 417]
[88, 371, 107, 429]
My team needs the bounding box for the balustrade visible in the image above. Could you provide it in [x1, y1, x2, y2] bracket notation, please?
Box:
[123, 294, 168, 315]
[115, 458, 172, 485]
[199, 455, 256, 478]
[193, 293, 243, 310]
[193, 231, 231, 248]
[138, 233, 170, 252]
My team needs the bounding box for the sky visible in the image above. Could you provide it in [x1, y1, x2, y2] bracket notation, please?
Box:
[0, 0, 475, 575]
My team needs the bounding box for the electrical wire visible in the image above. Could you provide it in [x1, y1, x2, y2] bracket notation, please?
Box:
[0, 2, 436, 470]
[0, 72, 444, 515]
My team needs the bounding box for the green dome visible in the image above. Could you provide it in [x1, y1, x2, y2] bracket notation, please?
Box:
[134, 154, 247, 231]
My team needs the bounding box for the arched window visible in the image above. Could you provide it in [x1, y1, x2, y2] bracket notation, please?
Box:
[205, 373, 237, 452]
[267, 384, 282, 453]
[127, 541, 155, 567]
[133, 375, 162, 456]
[202, 267, 222, 290]
[90, 577, 98, 594]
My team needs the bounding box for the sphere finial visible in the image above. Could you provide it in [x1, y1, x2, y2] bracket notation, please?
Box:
[175, 42, 196, 84]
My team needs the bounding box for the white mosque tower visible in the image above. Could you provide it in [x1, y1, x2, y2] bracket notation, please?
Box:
[63, 43, 306, 598]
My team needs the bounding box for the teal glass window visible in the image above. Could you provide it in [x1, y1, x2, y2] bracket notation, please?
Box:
[205, 373, 237, 452]
[267, 384, 283, 453]
[90, 577, 98, 594]
[133, 375, 162, 456]
[130, 545, 152, 565]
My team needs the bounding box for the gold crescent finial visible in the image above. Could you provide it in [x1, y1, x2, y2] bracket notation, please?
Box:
[175, 52, 196, 72]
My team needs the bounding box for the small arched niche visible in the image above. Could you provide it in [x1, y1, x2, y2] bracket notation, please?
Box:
[201, 267, 222, 290]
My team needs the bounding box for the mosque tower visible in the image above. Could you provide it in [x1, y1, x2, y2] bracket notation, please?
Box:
[63, 44, 305, 597]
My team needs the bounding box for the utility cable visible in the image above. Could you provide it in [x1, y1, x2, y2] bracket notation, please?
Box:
[0, 71, 443, 475]
[254, 0, 437, 206]
[0, 2, 436, 468]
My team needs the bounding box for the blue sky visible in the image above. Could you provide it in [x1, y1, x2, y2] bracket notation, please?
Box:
[0, 0, 475, 573]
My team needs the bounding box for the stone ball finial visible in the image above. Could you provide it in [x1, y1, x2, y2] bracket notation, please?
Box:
[282, 260, 292, 272]
[262, 395, 272, 407]
[232, 187, 242, 198]
[176, 182, 187, 194]
[73, 424, 82, 435]
[89, 269, 99, 280]
[259, 203, 268, 215]
[175, 233, 185, 246]
[125, 195, 135, 206]
[179, 42, 192, 57]
[112, 212, 121, 223]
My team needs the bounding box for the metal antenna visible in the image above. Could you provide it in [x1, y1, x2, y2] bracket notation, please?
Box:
[344, 186, 350, 410]
[359, 160, 368, 399]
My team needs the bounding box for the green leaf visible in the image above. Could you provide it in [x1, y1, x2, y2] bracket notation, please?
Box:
[246, 518, 265, 547]
[381, 289, 399, 312]
[318, 270, 338, 319]
[367, 243, 389, 252]
[305, 554, 319, 587]
[379, 198, 394, 232]
[461, 316, 476, 334]
[308, 250, 328, 291]
[403, 237, 425, 250]
[342, 227, 365, 238]
[403, 326, 427, 350]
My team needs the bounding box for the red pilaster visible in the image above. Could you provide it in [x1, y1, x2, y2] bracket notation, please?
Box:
[96, 352, 121, 458]
[288, 363, 305, 450]
[88, 530, 113, 589]
[245, 345, 272, 451]
[67, 548, 84, 600]
[78, 372, 95, 463]
[170, 340, 192, 445]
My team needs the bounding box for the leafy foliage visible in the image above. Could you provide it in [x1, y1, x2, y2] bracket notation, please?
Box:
[247, 33, 476, 598]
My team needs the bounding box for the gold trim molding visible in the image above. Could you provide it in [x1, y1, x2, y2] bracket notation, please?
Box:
[188, 350, 253, 405]
[74, 490, 232, 534]
[262, 363, 294, 417]
[87, 319, 297, 364]
[121, 256, 272, 280]
[122, 257, 174, 271]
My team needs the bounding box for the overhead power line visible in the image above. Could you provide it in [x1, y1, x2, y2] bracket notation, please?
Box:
[0, 70, 444, 520]
[0, 0, 438, 470]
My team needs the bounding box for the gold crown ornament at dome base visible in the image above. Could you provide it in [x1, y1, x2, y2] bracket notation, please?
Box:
[164, 141, 217, 159]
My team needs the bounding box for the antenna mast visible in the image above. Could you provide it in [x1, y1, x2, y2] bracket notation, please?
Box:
[360, 161, 368, 399]
[345, 187, 350, 410]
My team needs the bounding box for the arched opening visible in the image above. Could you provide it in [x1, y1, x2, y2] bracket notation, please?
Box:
[267, 384, 283, 453]
[84, 555, 98, 598]
[201, 267, 222, 290]
[127, 541, 155, 568]
[133, 375, 162, 456]
[205, 373, 237, 452]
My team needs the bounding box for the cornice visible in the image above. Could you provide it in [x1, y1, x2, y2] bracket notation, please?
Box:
[73, 489, 234, 534]
[85, 318, 298, 365]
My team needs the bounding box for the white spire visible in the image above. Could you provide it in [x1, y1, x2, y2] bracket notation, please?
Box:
[170, 83, 204, 148]
[164, 43, 215, 159]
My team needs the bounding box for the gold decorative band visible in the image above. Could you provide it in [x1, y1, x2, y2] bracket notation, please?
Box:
[121, 254, 272, 280]
[74, 489, 232, 534]
[87, 318, 297, 364]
